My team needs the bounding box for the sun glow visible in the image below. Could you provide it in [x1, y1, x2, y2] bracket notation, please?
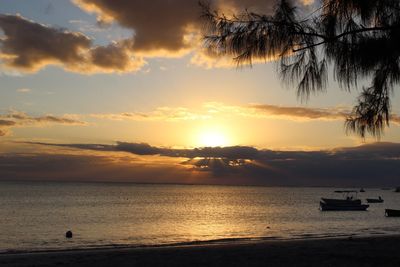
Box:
[197, 129, 230, 147]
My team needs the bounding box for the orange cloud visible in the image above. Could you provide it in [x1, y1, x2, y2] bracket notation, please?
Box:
[88, 102, 400, 125]
[89, 103, 349, 122]
[90, 107, 211, 122]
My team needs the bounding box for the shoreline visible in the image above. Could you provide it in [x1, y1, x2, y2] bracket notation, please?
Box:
[0, 232, 388, 255]
[2, 234, 400, 266]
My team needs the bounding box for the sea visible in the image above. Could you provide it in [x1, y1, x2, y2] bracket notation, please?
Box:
[1, 181, 400, 253]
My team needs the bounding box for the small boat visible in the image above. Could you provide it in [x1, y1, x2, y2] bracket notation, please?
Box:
[385, 209, 400, 217]
[395, 187, 400, 193]
[321, 197, 361, 205]
[320, 191, 369, 211]
[320, 202, 369, 211]
[366, 197, 384, 203]
[360, 188, 365, 192]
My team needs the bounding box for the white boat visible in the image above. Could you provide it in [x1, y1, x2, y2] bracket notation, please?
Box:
[320, 190, 369, 211]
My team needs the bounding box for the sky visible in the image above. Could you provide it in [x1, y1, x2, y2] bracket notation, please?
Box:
[0, 0, 399, 186]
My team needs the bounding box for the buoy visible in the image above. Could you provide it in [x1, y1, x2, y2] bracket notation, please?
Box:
[66, 230, 73, 238]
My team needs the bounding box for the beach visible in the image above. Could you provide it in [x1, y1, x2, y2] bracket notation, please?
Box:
[1, 235, 400, 267]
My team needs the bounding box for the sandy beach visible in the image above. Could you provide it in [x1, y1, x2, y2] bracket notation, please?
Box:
[1, 235, 400, 267]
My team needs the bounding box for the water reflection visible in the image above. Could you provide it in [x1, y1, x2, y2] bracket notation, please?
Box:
[1, 182, 399, 252]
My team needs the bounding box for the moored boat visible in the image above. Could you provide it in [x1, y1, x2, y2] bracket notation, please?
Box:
[385, 209, 400, 217]
[366, 197, 384, 203]
[321, 198, 361, 205]
[320, 201, 369, 211]
[320, 190, 369, 211]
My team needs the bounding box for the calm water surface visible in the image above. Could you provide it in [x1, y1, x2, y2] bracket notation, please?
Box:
[1, 182, 400, 252]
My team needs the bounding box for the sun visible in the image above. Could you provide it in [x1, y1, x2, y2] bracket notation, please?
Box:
[197, 129, 230, 147]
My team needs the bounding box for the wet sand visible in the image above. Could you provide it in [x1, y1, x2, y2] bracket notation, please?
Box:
[1, 235, 400, 267]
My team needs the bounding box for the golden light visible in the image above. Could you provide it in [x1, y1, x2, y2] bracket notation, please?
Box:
[197, 128, 231, 147]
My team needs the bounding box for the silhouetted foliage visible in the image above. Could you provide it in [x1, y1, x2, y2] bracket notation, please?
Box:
[201, 0, 400, 138]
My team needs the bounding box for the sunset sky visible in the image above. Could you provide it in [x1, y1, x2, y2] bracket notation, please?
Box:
[1, 0, 400, 186]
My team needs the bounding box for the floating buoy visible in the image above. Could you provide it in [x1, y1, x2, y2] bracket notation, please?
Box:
[66, 230, 73, 238]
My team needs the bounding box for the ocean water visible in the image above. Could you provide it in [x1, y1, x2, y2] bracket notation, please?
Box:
[1, 181, 400, 253]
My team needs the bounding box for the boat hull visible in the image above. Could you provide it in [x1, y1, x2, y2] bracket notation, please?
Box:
[321, 198, 361, 206]
[366, 198, 384, 203]
[385, 209, 400, 217]
[320, 202, 369, 211]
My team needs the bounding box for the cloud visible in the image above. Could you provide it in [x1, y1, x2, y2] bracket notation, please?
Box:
[72, 0, 279, 65]
[16, 88, 31, 93]
[248, 104, 349, 121]
[391, 114, 400, 125]
[28, 141, 400, 162]
[1, 111, 86, 125]
[68, 19, 104, 33]
[26, 141, 260, 159]
[0, 14, 145, 73]
[0, 111, 86, 137]
[0, 119, 16, 136]
[0, 151, 203, 184]
[116, 142, 260, 159]
[16, 141, 400, 187]
[0, 14, 90, 72]
[73, 0, 202, 54]
[0, 1, 289, 73]
[0, 1, 314, 73]
[90, 107, 211, 121]
[0, 119, 17, 126]
[88, 102, 400, 125]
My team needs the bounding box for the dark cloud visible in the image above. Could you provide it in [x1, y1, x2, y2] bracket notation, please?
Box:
[73, 0, 276, 54]
[74, 0, 202, 53]
[0, 14, 90, 71]
[1, 112, 85, 125]
[0, 14, 144, 73]
[0, 153, 188, 183]
[21, 141, 400, 187]
[90, 41, 131, 69]
[0, 1, 311, 72]
[0, 112, 86, 137]
[29, 141, 260, 159]
[88, 40, 146, 72]
[0, 119, 16, 126]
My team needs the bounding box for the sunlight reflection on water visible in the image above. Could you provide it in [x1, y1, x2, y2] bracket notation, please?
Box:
[1, 182, 400, 252]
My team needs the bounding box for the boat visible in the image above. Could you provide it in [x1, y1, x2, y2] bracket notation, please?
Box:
[320, 202, 369, 211]
[321, 197, 361, 205]
[385, 209, 400, 217]
[360, 188, 365, 192]
[395, 187, 400, 193]
[320, 191, 369, 211]
[366, 197, 384, 203]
